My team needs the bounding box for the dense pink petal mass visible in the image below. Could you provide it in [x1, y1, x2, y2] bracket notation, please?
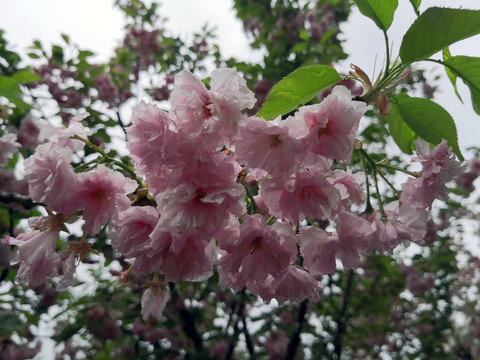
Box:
[232, 116, 305, 179]
[271, 265, 321, 304]
[155, 151, 245, 233]
[170, 68, 255, 146]
[299, 226, 339, 277]
[401, 139, 463, 210]
[260, 165, 341, 223]
[24, 143, 79, 214]
[126, 101, 178, 194]
[218, 215, 297, 292]
[2, 214, 65, 287]
[336, 211, 373, 269]
[64, 164, 138, 235]
[109, 205, 159, 258]
[135, 225, 216, 282]
[295, 86, 367, 163]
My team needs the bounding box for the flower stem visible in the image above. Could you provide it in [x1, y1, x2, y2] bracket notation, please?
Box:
[72, 135, 144, 188]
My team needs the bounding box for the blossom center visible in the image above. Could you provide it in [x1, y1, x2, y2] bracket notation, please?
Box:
[269, 134, 282, 147]
[318, 126, 328, 137]
[250, 236, 263, 254]
[196, 190, 207, 200]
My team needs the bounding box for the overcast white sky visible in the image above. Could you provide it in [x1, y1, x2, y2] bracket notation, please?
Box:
[0, 0, 479, 154]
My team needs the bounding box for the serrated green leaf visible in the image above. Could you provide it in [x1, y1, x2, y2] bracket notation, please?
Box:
[386, 102, 416, 154]
[257, 65, 340, 120]
[392, 94, 463, 160]
[400, 7, 480, 64]
[11, 69, 44, 83]
[443, 56, 480, 115]
[442, 48, 463, 103]
[0, 76, 30, 111]
[354, 0, 398, 31]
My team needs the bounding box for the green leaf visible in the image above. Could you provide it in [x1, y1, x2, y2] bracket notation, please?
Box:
[392, 94, 463, 160]
[400, 7, 480, 64]
[354, 0, 398, 31]
[409, 0, 421, 15]
[61, 33, 70, 44]
[0, 312, 23, 334]
[27, 52, 40, 59]
[442, 48, 463, 103]
[11, 69, 43, 83]
[0, 76, 30, 111]
[52, 45, 64, 63]
[386, 102, 416, 154]
[443, 55, 480, 115]
[257, 65, 340, 120]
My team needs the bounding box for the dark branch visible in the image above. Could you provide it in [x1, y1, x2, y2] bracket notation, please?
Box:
[116, 111, 127, 135]
[241, 313, 255, 358]
[333, 270, 355, 358]
[0, 191, 45, 210]
[225, 302, 244, 360]
[285, 299, 308, 360]
[168, 283, 204, 351]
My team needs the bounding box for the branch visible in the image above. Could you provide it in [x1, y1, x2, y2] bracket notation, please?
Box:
[116, 111, 127, 135]
[284, 299, 308, 360]
[333, 270, 354, 358]
[241, 313, 255, 358]
[225, 302, 244, 360]
[168, 283, 203, 351]
[0, 190, 45, 210]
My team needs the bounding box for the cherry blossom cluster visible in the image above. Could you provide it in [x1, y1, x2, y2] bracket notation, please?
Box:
[2, 67, 464, 320]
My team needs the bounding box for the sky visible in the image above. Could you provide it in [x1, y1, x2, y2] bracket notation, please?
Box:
[1, 0, 479, 155]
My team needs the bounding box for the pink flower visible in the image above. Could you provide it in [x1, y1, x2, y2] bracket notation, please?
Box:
[299, 226, 339, 277]
[17, 114, 40, 151]
[39, 113, 91, 151]
[170, 68, 255, 146]
[155, 151, 245, 233]
[367, 201, 427, 253]
[109, 206, 159, 258]
[254, 265, 321, 304]
[336, 211, 373, 269]
[0, 133, 20, 166]
[295, 86, 366, 163]
[2, 213, 65, 287]
[63, 164, 138, 235]
[260, 164, 341, 224]
[135, 225, 216, 282]
[24, 143, 79, 213]
[401, 139, 463, 209]
[232, 116, 305, 179]
[126, 101, 178, 194]
[57, 253, 76, 291]
[328, 170, 366, 208]
[218, 215, 297, 291]
[141, 279, 170, 321]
